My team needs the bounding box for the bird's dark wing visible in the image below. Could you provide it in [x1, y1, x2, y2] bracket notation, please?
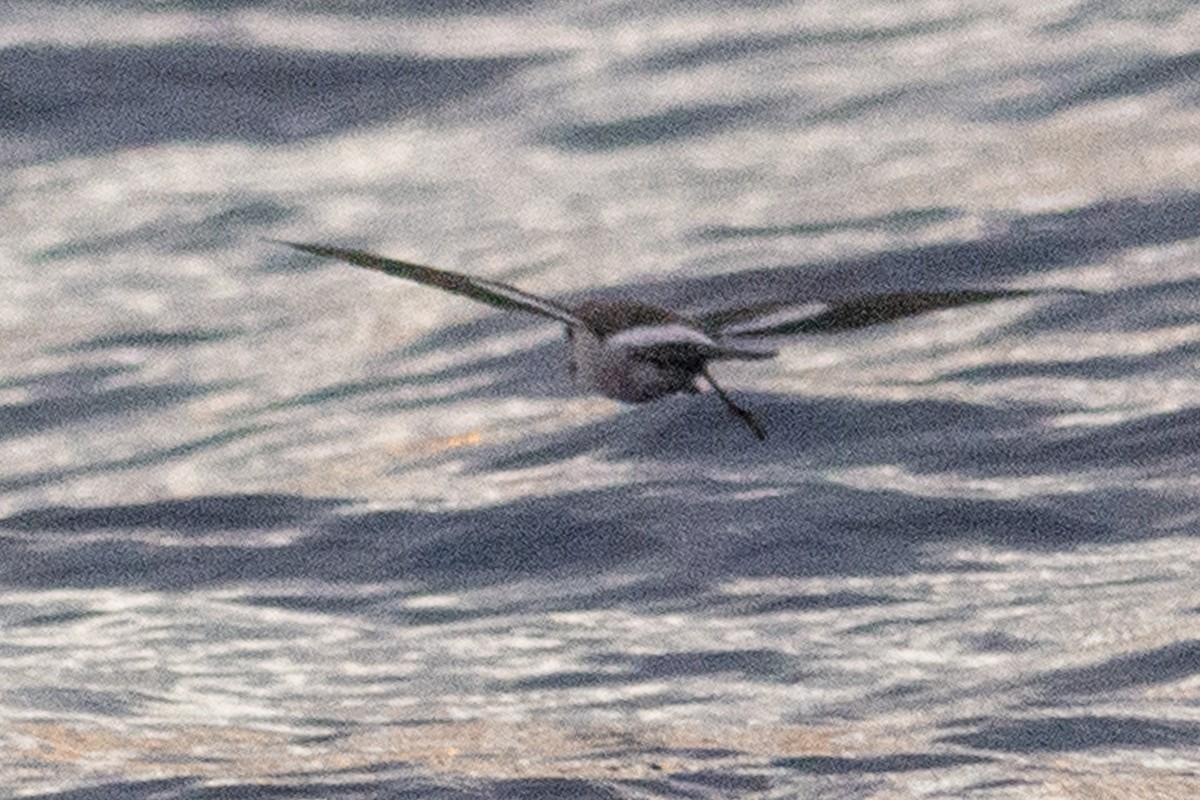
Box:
[703, 289, 1039, 338]
[274, 241, 582, 327]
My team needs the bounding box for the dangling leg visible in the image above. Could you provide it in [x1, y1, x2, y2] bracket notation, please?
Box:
[701, 367, 766, 441]
[565, 327, 577, 380]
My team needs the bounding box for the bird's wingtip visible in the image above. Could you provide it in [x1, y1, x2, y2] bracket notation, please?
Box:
[265, 240, 357, 262]
[265, 238, 317, 253]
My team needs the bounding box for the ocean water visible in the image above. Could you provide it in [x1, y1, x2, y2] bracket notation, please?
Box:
[2, 0, 1200, 796]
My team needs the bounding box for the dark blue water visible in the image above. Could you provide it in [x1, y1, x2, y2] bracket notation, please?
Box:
[3, 1, 1200, 797]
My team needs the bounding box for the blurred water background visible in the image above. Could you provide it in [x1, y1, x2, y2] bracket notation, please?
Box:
[3, 0, 1200, 797]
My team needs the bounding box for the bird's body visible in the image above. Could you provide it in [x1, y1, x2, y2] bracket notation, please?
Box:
[568, 299, 773, 404]
[570, 319, 696, 404]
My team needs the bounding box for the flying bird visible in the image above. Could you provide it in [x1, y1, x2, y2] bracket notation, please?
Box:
[275, 240, 1031, 440]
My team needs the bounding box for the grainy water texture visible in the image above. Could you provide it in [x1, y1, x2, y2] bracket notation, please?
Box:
[2, 0, 1200, 797]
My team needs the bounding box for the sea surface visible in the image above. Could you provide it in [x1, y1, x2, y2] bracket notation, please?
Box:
[3, 1, 1200, 797]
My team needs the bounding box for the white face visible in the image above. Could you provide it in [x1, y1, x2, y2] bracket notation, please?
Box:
[604, 323, 721, 351]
